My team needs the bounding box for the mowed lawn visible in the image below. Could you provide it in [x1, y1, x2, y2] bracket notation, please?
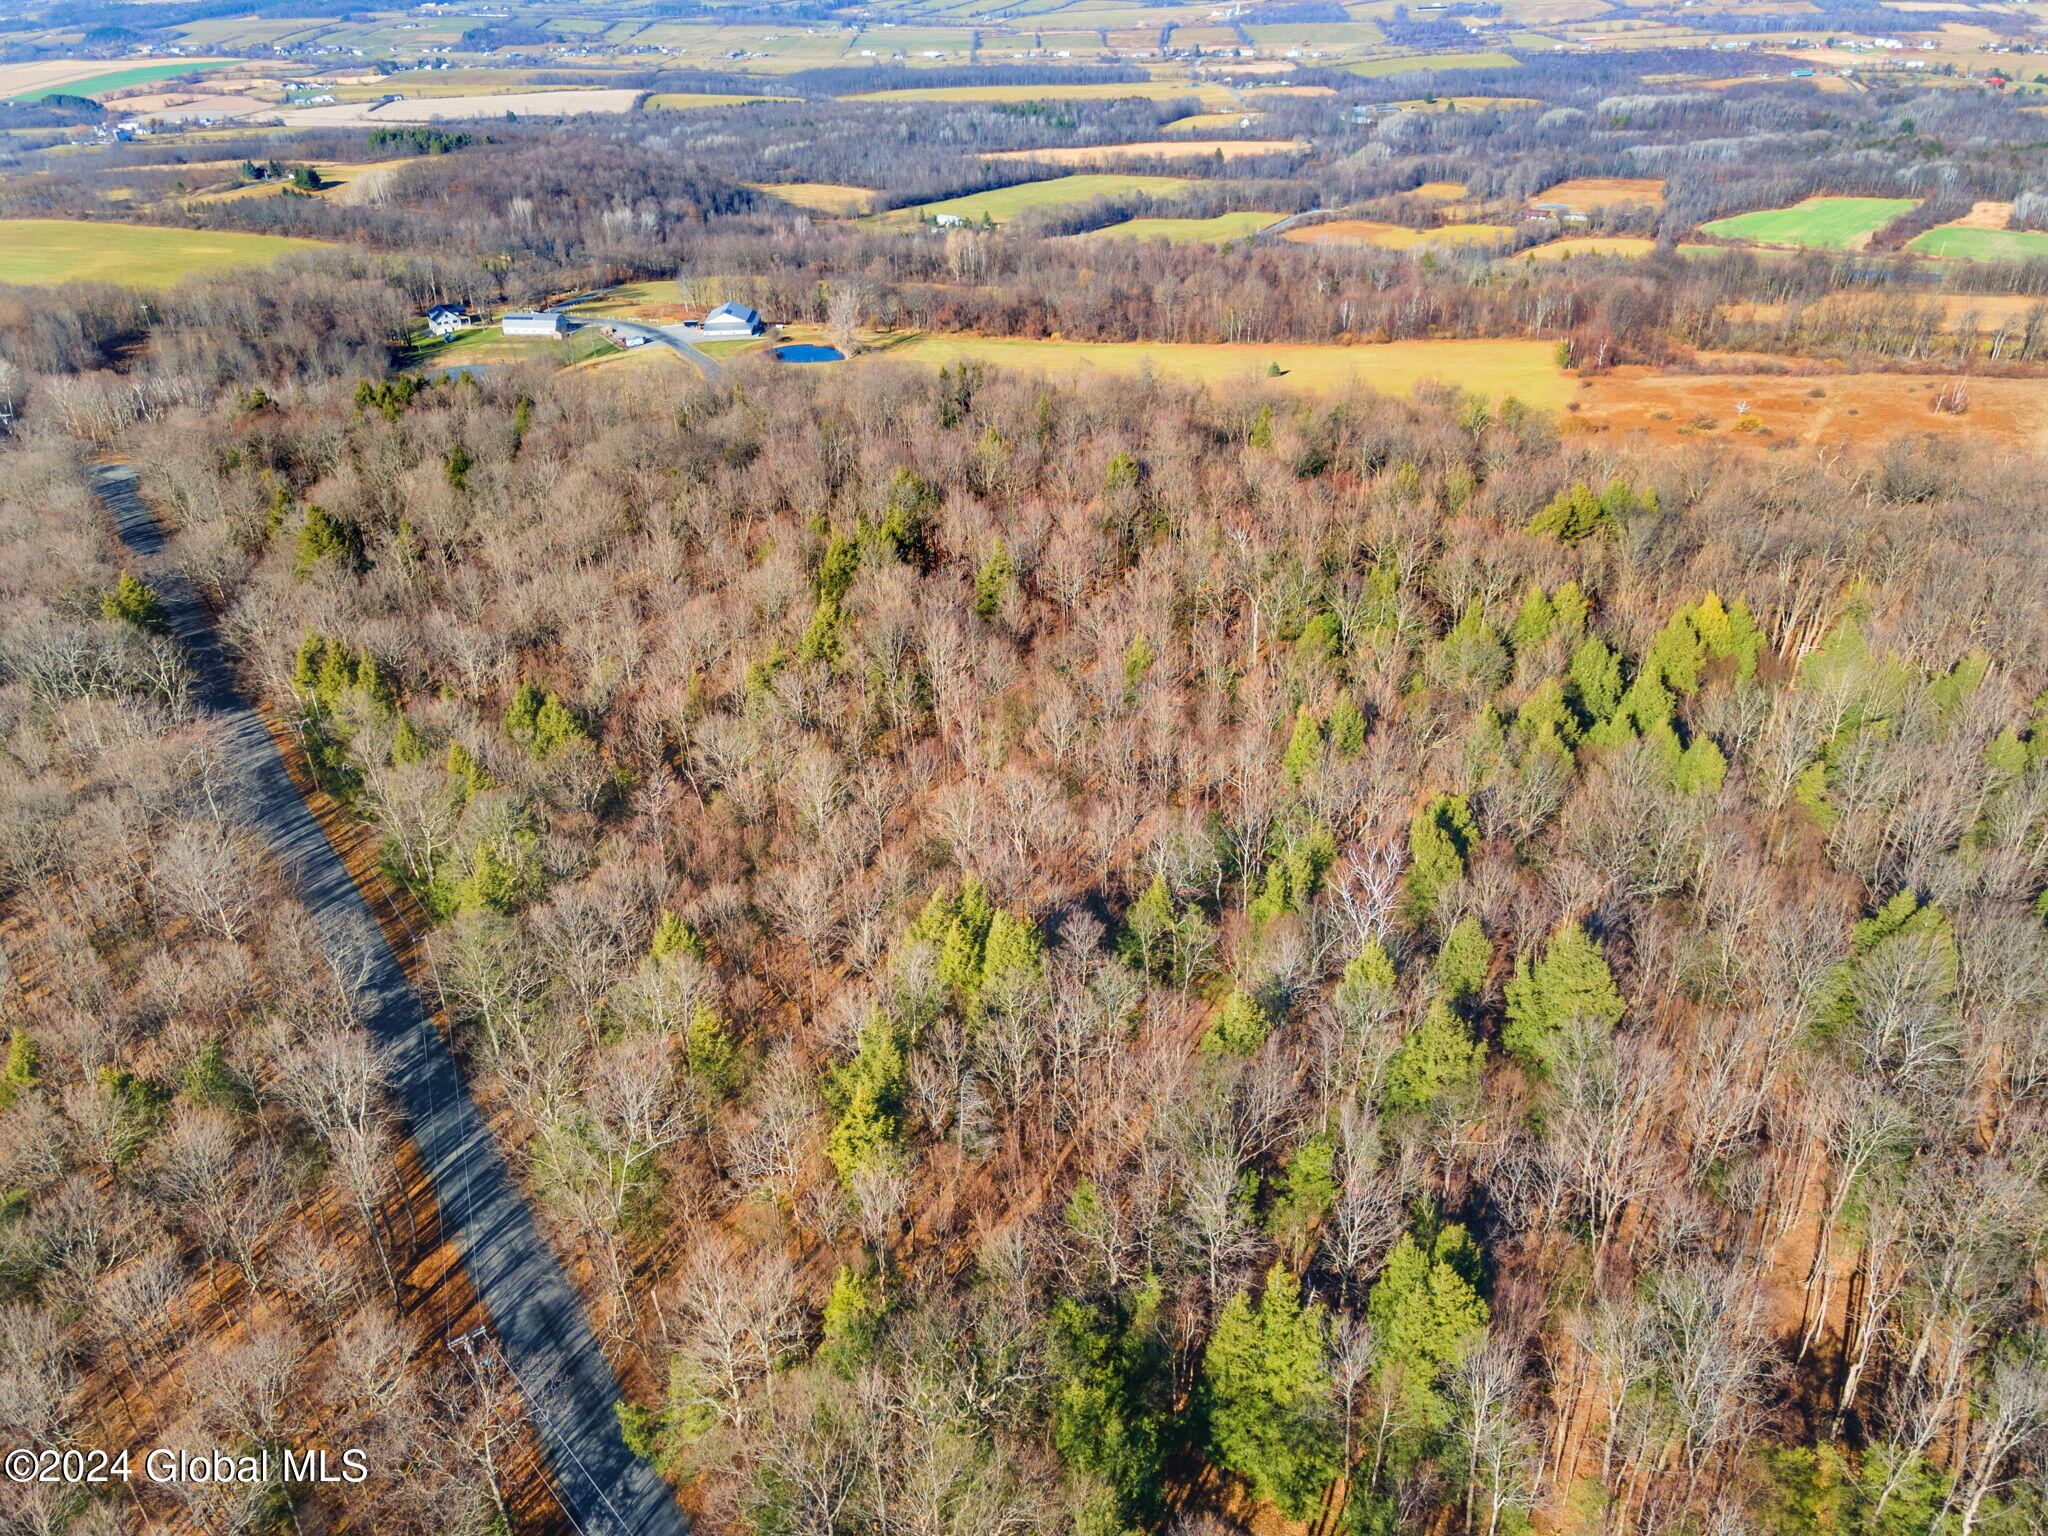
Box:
[1699, 196, 1918, 250]
[0, 219, 328, 287]
[868, 334, 1571, 408]
[1079, 210, 1285, 244]
[896, 174, 1193, 225]
[1906, 225, 2048, 261]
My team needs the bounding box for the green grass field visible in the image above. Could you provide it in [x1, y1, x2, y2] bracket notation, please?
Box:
[866, 334, 1570, 408]
[12, 60, 235, 101]
[407, 322, 617, 370]
[897, 173, 1194, 225]
[1699, 196, 1918, 250]
[1906, 225, 2048, 261]
[1079, 210, 1285, 244]
[1351, 51, 1520, 77]
[0, 218, 328, 287]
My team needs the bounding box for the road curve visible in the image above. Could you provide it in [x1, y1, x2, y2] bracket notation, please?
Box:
[92, 465, 687, 1536]
[1252, 206, 1334, 243]
[572, 314, 723, 380]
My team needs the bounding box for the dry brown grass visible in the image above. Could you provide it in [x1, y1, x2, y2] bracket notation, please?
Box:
[1282, 218, 1516, 249]
[1573, 365, 2048, 450]
[1533, 175, 1667, 208]
[981, 138, 1302, 165]
[1521, 236, 1658, 260]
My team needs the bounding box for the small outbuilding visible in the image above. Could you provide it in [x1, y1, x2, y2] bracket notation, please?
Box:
[700, 301, 764, 338]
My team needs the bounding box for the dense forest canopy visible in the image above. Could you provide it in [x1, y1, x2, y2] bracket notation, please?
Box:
[4, 8, 2048, 1530]
[7, 341, 2048, 1534]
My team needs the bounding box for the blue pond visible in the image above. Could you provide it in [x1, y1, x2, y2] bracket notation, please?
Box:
[771, 344, 844, 363]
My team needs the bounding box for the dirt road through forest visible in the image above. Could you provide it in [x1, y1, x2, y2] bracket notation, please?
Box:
[92, 464, 687, 1536]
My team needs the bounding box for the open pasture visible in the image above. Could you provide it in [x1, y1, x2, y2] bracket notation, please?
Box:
[1576, 366, 2048, 451]
[1533, 176, 1665, 207]
[1351, 51, 1521, 77]
[285, 89, 643, 126]
[1699, 195, 1917, 250]
[1392, 95, 1544, 111]
[1900, 219, 2048, 262]
[0, 218, 327, 287]
[646, 92, 787, 109]
[1077, 210, 1286, 244]
[1520, 236, 1658, 259]
[982, 139, 1302, 166]
[894, 173, 1193, 225]
[746, 182, 875, 214]
[865, 333, 1571, 407]
[5, 59, 238, 101]
[1282, 218, 1517, 249]
[841, 80, 1233, 107]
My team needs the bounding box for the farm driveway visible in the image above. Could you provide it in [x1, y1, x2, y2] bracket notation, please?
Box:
[92, 465, 687, 1536]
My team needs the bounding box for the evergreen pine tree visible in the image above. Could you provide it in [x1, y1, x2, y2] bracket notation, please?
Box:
[1509, 584, 1555, 653]
[446, 741, 491, 802]
[1435, 916, 1491, 1003]
[685, 1005, 741, 1100]
[974, 541, 1015, 618]
[1407, 793, 1476, 913]
[1502, 921, 1626, 1074]
[530, 694, 587, 758]
[1122, 634, 1156, 697]
[650, 911, 705, 963]
[1121, 877, 1177, 978]
[1266, 1133, 1338, 1259]
[1381, 1000, 1486, 1111]
[1327, 693, 1367, 757]
[101, 572, 168, 634]
[1365, 1225, 1489, 1425]
[1551, 580, 1590, 636]
[391, 716, 430, 766]
[1282, 705, 1323, 785]
[505, 679, 543, 741]
[1050, 1285, 1170, 1534]
[1527, 482, 1608, 542]
[1567, 636, 1624, 723]
[1202, 987, 1274, 1056]
[825, 1013, 906, 1185]
[819, 1265, 884, 1377]
[1201, 1264, 1341, 1519]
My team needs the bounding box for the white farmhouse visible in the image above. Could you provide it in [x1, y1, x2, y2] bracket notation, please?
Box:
[426, 304, 475, 337]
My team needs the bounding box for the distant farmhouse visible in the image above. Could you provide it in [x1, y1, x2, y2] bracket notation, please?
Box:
[502, 311, 568, 338]
[700, 302, 764, 338]
[426, 304, 475, 338]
